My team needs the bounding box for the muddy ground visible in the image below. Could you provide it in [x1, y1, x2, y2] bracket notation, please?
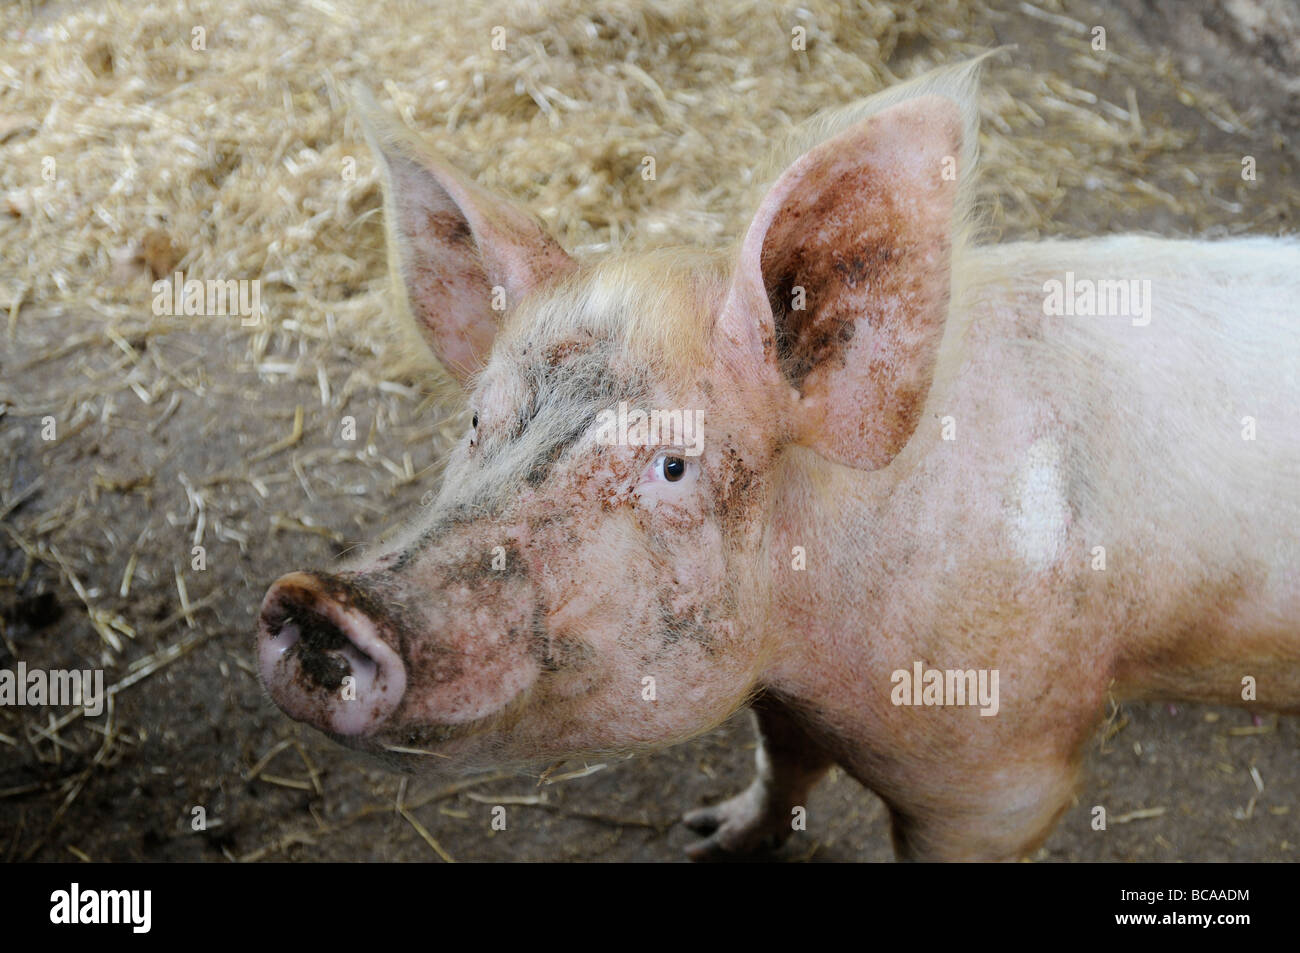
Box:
[1, 0, 1297, 862]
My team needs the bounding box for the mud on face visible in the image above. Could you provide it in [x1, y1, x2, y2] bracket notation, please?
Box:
[262, 287, 783, 768]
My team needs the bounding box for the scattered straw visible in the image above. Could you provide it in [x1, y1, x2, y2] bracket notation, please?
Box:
[399, 807, 455, 863]
[1111, 807, 1168, 824]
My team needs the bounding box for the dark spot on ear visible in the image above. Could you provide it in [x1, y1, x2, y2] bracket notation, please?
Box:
[784, 311, 856, 382]
[759, 161, 904, 390]
[832, 247, 893, 290]
[425, 210, 474, 246]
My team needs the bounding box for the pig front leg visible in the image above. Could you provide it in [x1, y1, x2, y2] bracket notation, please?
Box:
[682, 694, 835, 860]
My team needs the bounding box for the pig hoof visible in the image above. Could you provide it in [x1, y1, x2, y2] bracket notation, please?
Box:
[682, 789, 788, 861]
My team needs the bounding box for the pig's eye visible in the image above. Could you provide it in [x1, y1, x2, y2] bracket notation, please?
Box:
[658, 455, 686, 481]
[650, 451, 695, 484]
[637, 451, 698, 505]
[471, 412, 478, 429]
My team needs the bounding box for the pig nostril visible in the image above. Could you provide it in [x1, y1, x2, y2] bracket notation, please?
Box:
[265, 606, 378, 692]
[262, 610, 302, 660]
[257, 572, 407, 738]
[290, 612, 355, 691]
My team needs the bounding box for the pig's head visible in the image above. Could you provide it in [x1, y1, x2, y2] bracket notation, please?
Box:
[257, 65, 976, 773]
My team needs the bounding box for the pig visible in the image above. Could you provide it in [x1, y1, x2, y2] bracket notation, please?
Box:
[256, 57, 1300, 861]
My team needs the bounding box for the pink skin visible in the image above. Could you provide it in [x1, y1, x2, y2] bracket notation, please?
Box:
[258, 75, 1300, 860]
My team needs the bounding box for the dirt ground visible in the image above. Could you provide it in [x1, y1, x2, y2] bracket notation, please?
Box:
[2, 0, 1297, 862]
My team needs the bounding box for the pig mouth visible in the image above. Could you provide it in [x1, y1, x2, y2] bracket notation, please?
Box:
[257, 572, 407, 738]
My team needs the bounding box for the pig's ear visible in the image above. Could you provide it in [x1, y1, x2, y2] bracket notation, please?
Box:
[357, 100, 574, 387]
[717, 94, 965, 470]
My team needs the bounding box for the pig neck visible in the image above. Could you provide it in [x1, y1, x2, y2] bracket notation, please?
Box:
[763, 433, 939, 683]
[757, 269, 1000, 740]
[758, 244, 1038, 718]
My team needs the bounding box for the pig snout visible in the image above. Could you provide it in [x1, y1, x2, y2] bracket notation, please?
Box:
[257, 571, 407, 737]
